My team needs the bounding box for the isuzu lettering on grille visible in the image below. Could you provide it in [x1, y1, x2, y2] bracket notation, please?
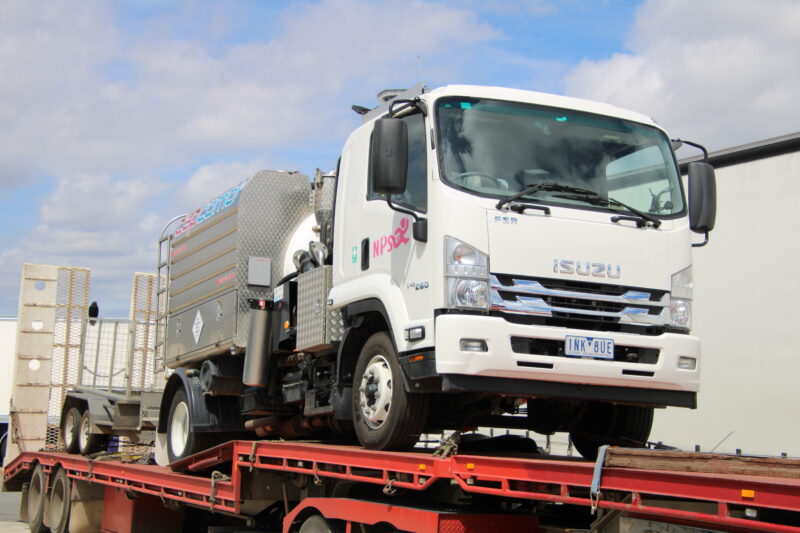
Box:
[553, 259, 621, 279]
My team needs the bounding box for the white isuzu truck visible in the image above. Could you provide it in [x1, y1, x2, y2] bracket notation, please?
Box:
[61, 84, 716, 463]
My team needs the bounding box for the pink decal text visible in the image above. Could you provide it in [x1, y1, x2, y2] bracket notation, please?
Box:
[372, 218, 411, 258]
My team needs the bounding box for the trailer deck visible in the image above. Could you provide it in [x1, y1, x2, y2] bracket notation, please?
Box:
[5, 440, 800, 532]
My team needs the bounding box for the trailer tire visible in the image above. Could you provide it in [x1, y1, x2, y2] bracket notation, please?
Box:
[62, 407, 81, 454]
[48, 468, 71, 533]
[570, 402, 654, 460]
[298, 514, 344, 533]
[78, 410, 107, 456]
[167, 388, 214, 463]
[26, 463, 48, 533]
[352, 332, 429, 450]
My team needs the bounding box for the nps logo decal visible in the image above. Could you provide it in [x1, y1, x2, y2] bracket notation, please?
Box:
[372, 218, 411, 258]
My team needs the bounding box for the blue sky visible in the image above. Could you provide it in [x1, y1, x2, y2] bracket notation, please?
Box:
[1, 0, 798, 316]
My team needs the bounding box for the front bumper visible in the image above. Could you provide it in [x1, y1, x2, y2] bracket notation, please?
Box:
[434, 313, 699, 408]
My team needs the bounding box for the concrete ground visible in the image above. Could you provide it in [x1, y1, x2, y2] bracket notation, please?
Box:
[0, 491, 26, 532]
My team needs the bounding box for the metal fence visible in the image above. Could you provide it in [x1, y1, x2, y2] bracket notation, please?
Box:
[77, 316, 162, 396]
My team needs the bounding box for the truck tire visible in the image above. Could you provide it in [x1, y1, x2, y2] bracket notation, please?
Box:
[569, 402, 654, 460]
[62, 407, 81, 454]
[166, 388, 214, 463]
[78, 410, 108, 456]
[26, 463, 47, 533]
[49, 468, 71, 533]
[298, 514, 344, 533]
[352, 332, 429, 450]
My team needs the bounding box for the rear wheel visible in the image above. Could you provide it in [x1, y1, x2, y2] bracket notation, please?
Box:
[167, 388, 214, 463]
[62, 407, 81, 454]
[26, 463, 47, 533]
[78, 410, 108, 456]
[49, 468, 71, 533]
[352, 332, 429, 450]
[569, 402, 654, 460]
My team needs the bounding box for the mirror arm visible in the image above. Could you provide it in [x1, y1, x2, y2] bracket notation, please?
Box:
[672, 138, 709, 162]
[692, 231, 710, 248]
[389, 97, 428, 118]
[386, 197, 427, 243]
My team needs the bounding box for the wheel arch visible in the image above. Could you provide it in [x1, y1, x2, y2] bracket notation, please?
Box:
[157, 369, 204, 433]
[336, 299, 393, 389]
[59, 394, 89, 427]
[157, 367, 244, 434]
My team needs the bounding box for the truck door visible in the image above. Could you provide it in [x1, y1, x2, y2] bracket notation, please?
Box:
[333, 112, 434, 351]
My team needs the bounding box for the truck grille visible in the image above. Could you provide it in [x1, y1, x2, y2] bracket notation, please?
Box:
[490, 274, 669, 334]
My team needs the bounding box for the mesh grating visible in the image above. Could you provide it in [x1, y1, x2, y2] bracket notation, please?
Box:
[47, 267, 90, 448]
[129, 273, 164, 391]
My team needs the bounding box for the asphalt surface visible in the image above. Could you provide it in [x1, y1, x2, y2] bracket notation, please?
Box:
[0, 491, 25, 532]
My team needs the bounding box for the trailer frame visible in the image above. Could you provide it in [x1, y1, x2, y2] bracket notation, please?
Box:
[5, 440, 800, 532]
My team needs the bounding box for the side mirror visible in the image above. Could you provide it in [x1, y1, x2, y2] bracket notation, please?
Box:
[370, 118, 408, 195]
[688, 161, 716, 233]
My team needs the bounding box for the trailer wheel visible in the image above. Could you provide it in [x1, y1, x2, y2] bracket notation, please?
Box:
[298, 514, 344, 533]
[569, 402, 654, 460]
[62, 407, 81, 454]
[49, 468, 71, 533]
[26, 463, 47, 533]
[78, 410, 107, 456]
[167, 388, 214, 463]
[352, 332, 429, 450]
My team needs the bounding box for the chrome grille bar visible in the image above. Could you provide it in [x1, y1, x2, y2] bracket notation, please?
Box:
[490, 275, 669, 327]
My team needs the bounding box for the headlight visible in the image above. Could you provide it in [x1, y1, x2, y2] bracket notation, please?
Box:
[670, 266, 693, 330]
[445, 237, 489, 309]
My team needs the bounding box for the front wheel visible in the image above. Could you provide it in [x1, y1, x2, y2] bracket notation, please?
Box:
[352, 332, 429, 450]
[569, 402, 654, 460]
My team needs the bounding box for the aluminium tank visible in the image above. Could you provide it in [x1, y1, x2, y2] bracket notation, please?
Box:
[164, 170, 312, 368]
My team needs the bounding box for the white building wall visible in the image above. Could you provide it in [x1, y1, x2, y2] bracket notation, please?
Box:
[650, 149, 800, 457]
[0, 318, 16, 421]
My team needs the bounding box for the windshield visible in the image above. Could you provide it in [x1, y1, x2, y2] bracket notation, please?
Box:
[435, 97, 685, 217]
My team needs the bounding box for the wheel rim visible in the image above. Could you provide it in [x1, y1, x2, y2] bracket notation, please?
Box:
[358, 355, 393, 429]
[170, 401, 190, 457]
[64, 414, 75, 448]
[79, 414, 91, 451]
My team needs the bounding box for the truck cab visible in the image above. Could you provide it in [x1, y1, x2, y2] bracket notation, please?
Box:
[329, 85, 716, 456]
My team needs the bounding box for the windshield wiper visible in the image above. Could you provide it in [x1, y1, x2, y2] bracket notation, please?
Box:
[553, 193, 661, 228]
[495, 181, 598, 210]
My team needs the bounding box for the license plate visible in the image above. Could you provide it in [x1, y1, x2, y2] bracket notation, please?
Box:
[565, 335, 615, 359]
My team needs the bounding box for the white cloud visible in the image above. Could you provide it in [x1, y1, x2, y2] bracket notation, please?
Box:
[564, 0, 800, 151]
[0, 0, 498, 315]
[0, 0, 497, 189]
[175, 158, 270, 214]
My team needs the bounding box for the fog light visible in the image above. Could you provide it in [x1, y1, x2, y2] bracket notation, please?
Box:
[460, 339, 488, 352]
[677, 356, 697, 370]
[404, 326, 425, 341]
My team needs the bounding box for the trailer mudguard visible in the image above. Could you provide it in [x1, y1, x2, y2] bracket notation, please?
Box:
[61, 392, 114, 429]
[157, 368, 244, 434]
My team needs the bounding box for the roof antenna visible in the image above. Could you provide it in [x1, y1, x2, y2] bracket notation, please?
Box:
[417, 55, 424, 84]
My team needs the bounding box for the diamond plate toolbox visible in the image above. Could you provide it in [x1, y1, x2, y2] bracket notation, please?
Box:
[165, 170, 312, 367]
[296, 266, 343, 352]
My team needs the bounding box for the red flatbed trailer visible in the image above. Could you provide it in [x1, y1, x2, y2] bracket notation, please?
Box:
[4, 440, 800, 533]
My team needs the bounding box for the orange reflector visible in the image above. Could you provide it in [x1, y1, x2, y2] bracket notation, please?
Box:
[283, 321, 290, 330]
[742, 489, 755, 499]
[466, 463, 475, 470]
[419, 464, 427, 471]
[409, 354, 425, 363]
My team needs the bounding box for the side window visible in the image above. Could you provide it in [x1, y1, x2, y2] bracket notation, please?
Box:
[368, 113, 428, 212]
